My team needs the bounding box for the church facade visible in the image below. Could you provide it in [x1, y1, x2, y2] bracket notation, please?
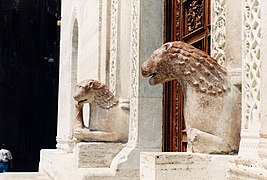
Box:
[39, 0, 267, 179]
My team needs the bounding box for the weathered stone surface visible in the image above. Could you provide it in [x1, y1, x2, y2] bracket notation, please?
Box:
[140, 152, 236, 180]
[39, 149, 77, 180]
[76, 142, 125, 168]
[41, 0, 164, 179]
[227, 157, 267, 179]
[39, 143, 135, 180]
[72, 79, 129, 143]
[141, 41, 241, 154]
[56, 0, 101, 151]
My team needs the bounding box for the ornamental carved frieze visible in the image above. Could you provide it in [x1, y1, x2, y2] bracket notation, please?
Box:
[185, 0, 204, 34]
[129, 0, 140, 143]
[243, 0, 261, 130]
[211, 0, 226, 66]
[109, 0, 119, 95]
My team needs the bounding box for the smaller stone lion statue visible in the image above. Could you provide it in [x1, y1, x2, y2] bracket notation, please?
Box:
[72, 79, 129, 142]
[141, 41, 241, 154]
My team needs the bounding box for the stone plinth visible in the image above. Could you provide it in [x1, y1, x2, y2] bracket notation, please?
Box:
[39, 149, 77, 180]
[39, 142, 129, 180]
[140, 152, 236, 180]
[76, 142, 125, 168]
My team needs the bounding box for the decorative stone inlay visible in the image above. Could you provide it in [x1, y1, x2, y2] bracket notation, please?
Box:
[211, 0, 226, 66]
[242, 0, 261, 130]
[129, 0, 140, 143]
[109, 0, 119, 94]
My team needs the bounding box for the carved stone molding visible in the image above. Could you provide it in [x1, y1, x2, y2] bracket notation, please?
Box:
[109, 0, 119, 94]
[239, 131, 260, 157]
[129, 0, 140, 143]
[242, 0, 261, 132]
[211, 0, 226, 66]
[258, 0, 267, 164]
[239, 0, 261, 157]
[56, 138, 75, 153]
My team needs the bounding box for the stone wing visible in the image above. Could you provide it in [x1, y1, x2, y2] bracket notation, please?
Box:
[89, 80, 119, 109]
[171, 41, 229, 96]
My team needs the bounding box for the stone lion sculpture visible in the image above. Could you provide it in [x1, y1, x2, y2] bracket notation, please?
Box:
[141, 41, 241, 154]
[72, 79, 129, 142]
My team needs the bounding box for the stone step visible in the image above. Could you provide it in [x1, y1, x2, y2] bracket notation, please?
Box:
[0, 172, 51, 180]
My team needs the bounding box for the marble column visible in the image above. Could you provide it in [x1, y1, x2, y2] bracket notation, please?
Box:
[56, 3, 79, 152]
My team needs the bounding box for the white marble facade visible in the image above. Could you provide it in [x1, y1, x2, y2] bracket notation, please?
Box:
[40, 0, 164, 179]
[39, 0, 267, 179]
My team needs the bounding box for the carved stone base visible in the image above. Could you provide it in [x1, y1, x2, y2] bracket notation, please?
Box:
[56, 138, 75, 153]
[39, 142, 140, 180]
[238, 131, 260, 158]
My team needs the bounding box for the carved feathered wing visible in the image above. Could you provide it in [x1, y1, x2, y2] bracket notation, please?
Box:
[81, 79, 119, 109]
[168, 41, 229, 96]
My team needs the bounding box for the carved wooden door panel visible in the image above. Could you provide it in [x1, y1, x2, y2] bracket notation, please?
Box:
[163, 0, 211, 152]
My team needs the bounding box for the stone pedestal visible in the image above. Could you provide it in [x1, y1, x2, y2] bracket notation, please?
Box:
[39, 142, 134, 180]
[140, 152, 236, 180]
[76, 143, 125, 168]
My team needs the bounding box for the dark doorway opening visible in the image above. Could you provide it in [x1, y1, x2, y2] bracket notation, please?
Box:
[0, 0, 61, 171]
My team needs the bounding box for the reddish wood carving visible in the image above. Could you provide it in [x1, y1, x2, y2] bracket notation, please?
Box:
[185, 0, 204, 34]
[164, 0, 210, 152]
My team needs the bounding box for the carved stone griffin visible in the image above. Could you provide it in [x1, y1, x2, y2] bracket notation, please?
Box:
[73, 79, 128, 142]
[141, 41, 241, 154]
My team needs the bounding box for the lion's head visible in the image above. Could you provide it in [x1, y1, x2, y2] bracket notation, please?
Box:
[141, 41, 228, 96]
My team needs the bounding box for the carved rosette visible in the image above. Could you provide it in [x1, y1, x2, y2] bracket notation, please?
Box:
[211, 0, 226, 66]
[185, 0, 204, 34]
[109, 0, 119, 94]
[129, 0, 140, 143]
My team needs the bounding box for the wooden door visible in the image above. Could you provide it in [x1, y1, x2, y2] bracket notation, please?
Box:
[163, 0, 211, 152]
